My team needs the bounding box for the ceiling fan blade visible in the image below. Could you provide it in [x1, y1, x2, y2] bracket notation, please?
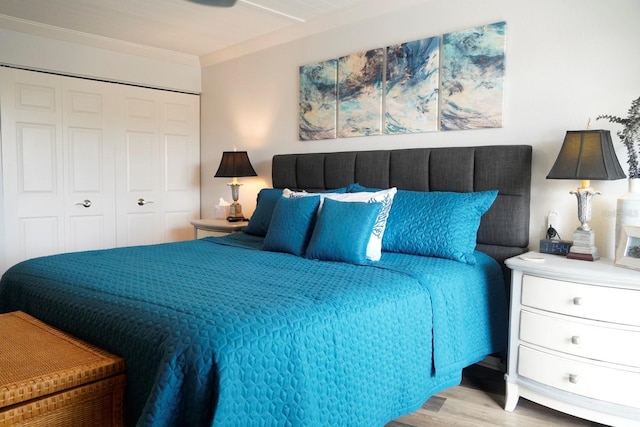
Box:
[185, 0, 237, 6]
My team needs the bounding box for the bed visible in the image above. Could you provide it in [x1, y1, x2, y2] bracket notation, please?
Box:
[0, 145, 532, 427]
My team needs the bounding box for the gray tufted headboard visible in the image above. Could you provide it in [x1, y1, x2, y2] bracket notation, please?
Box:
[272, 145, 532, 277]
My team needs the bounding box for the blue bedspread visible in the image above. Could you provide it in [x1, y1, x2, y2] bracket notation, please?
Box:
[0, 234, 507, 426]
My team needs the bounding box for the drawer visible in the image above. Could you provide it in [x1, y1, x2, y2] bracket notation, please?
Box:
[521, 275, 640, 325]
[518, 345, 640, 409]
[520, 310, 640, 367]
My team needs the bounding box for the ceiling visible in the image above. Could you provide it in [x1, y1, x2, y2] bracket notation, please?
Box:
[0, 0, 376, 60]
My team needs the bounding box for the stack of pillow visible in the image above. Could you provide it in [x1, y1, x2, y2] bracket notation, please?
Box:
[243, 184, 498, 265]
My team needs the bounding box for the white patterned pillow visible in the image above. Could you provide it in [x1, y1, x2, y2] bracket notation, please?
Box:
[282, 188, 345, 199]
[323, 188, 397, 261]
[282, 188, 312, 198]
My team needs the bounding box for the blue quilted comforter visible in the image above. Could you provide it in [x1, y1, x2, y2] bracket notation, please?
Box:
[0, 234, 507, 426]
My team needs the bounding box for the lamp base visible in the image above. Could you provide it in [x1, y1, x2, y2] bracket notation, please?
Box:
[228, 201, 244, 220]
[567, 229, 600, 261]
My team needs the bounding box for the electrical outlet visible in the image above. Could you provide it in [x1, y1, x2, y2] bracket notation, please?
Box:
[547, 210, 559, 230]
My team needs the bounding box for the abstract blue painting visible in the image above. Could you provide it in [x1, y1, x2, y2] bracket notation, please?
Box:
[441, 21, 506, 130]
[386, 36, 440, 134]
[299, 59, 337, 140]
[338, 48, 384, 138]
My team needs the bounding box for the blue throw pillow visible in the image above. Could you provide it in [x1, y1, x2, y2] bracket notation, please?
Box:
[382, 190, 498, 264]
[244, 188, 283, 236]
[347, 183, 381, 193]
[263, 196, 321, 256]
[306, 198, 382, 265]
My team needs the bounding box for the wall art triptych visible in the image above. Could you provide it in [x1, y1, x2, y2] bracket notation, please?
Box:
[298, 21, 506, 141]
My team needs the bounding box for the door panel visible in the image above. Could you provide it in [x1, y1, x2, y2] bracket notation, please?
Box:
[19, 217, 60, 260]
[18, 124, 58, 193]
[1, 69, 64, 270]
[116, 93, 160, 246]
[62, 78, 116, 252]
[116, 88, 199, 247]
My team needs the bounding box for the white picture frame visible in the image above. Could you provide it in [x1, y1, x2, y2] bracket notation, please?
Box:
[615, 225, 640, 271]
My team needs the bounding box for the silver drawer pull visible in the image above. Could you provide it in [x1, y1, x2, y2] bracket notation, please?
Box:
[572, 297, 583, 306]
[137, 198, 155, 206]
[569, 374, 579, 384]
[571, 336, 581, 345]
[75, 199, 92, 208]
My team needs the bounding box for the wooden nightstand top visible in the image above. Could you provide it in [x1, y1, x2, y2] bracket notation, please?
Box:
[190, 219, 247, 233]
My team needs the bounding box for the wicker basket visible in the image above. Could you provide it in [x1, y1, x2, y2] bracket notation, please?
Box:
[0, 311, 125, 427]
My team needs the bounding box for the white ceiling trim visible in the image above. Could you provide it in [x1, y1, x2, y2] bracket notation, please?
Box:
[1, 0, 431, 68]
[0, 14, 201, 67]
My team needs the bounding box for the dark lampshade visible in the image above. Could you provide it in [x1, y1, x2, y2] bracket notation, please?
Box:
[546, 130, 626, 181]
[214, 151, 257, 178]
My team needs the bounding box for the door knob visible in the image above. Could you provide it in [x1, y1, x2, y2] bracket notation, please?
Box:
[76, 199, 92, 208]
[137, 198, 155, 206]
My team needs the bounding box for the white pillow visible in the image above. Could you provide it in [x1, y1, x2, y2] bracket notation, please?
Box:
[323, 188, 397, 261]
[282, 188, 344, 199]
[282, 188, 311, 198]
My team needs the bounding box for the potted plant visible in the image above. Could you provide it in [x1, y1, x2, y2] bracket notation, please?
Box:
[597, 96, 640, 249]
[597, 96, 640, 179]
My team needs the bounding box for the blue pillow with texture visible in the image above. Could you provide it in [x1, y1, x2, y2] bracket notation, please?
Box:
[347, 183, 381, 193]
[306, 198, 382, 265]
[244, 188, 283, 236]
[263, 196, 320, 256]
[382, 190, 498, 264]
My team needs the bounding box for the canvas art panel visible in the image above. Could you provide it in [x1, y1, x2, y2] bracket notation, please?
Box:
[299, 60, 337, 140]
[441, 21, 507, 130]
[385, 36, 440, 134]
[338, 48, 384, 138]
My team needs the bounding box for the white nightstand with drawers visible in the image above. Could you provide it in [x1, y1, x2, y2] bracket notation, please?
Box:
[505, 252, 640, 426]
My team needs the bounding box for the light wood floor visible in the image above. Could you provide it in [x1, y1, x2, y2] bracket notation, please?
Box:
[386, 364, 608, 427]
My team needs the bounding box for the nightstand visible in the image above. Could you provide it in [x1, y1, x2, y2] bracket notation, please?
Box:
[504, 252, 640, 426]
[190, 219, 247, 239]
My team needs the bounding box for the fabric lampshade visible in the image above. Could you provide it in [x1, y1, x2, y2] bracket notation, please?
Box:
[546, 130, 626, 181]
[214, 151, 257, 178]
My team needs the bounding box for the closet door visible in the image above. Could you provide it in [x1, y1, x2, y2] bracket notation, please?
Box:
[115, 86, 199, 247]
[1, 67, 200, 273]
[1, 68, 65, 268]
[0, 69, 118, 272]
[62, 77, 117, 252]
[158, 91, 200, 243]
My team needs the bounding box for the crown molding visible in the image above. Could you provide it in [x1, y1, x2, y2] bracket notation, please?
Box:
[0, 14, 200, 67]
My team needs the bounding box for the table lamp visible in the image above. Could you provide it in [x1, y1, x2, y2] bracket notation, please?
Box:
[214, 150, 257, 221]
[546, 129, 626, 261]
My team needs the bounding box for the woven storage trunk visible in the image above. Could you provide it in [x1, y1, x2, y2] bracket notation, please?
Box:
[0, 311, 125, 427]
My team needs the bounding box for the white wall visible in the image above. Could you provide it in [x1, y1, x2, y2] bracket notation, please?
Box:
[201, 0, 640, 259]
